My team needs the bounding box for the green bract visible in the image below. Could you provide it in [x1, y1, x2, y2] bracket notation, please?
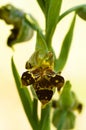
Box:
[36, 31, 48, 58]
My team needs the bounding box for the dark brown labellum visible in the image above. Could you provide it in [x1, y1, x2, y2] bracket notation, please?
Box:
[36, 89, 53, 105]
[21, 67, 64, 104]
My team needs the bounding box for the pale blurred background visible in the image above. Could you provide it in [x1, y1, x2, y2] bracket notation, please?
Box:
[0, 0, 86, 130]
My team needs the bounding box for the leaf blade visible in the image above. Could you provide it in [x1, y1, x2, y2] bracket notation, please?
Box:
[32, 99, 39, 126]
[55, 14, 76, 72]
[46, 0, 62, 45]
[36, 0, 46, 15]
[11, 56, 38, 130]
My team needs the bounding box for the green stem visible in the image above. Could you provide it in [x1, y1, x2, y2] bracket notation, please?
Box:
[40, 103, 51, 130]
[32, 98, 39, 129]
[25, 14, 43, 34]
[58, 4, 86, 23]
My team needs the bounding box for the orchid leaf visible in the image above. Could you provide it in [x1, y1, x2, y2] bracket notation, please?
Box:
[11, 56, 39, 130]
[55, 14, 76, 72]
[36, 0, 46, 15]
[45, 0, 62, 45]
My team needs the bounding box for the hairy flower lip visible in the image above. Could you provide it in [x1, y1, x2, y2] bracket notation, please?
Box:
[21, 66, 65, 105]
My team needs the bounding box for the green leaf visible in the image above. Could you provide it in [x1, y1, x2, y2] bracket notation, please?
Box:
[32, 99, 39, 126]
[54, 14, 76, 72]
[58, 4, 86, 23]
[30, 85, 38, 99]
[11, 56, 39, 130]
[36, 31, 48, 58]
[45, 0, 62, 45]
[36, 0, 46, 15]
[76, 5, 86, 21]
[40, 103, 51, 130]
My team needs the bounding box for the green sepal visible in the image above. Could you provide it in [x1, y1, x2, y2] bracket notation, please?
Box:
[52, 109, 75, 130]
[59, 81, 75, 109]
[52, 108, 63, 128]
[62, 111, 76, 129]
[36, 31, 48, 60]
[25, 29, 49, 69]
[25, 51, 40, 69]
[54, 14, 76, 72]
[70, 92, 83, 113]
[52, 109, 67, 130]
